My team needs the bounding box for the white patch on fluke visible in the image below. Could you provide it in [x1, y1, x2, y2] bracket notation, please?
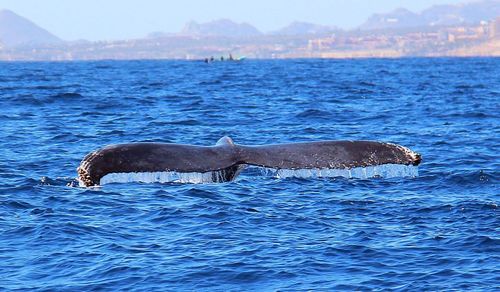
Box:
[96, 164, 418, 185]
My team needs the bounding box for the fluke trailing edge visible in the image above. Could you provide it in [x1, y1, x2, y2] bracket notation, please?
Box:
[77, 136, 421, 187]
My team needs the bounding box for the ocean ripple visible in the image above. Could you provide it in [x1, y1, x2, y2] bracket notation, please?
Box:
[0, 58, 498, 290]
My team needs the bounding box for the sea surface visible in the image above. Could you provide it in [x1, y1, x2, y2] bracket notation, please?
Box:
[0, 58, 498, 291]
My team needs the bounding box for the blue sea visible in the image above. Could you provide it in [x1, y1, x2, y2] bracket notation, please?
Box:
[0, 58, 498, 291]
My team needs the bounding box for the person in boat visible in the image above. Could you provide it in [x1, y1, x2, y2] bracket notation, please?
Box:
[229, 54, 234, 61]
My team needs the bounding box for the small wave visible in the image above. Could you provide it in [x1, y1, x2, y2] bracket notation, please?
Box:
[32, 85, 66, 90]
[95, 64, 112, 69]
[30, 208, 54, 215]
[166, 119, 201, 125]
[51, 92, 83, 99]
[96, 129, 126, 136]
[9, 92, 85, 105]
[454, 84, 486, 91]
[359, 81, 376, 87]
[199, 80, 222, 85]
[295, 109, 332, 119]
[39, 176, 78, 186]
[81, 111, 107, 117]
[456, 235, 500, 253]
[139, 82, 165, 89]
[444, 170, 496, 185]
[0, 114, 25, 120]
[1, 200, 35, 209]
[9, 94, 44, 105]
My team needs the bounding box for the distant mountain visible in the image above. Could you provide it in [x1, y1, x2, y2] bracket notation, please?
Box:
[0, 9, 62, 47]
[180, 19, 262, 37]
[272, 21, 338, 36]
[147, 31, 177, 39]
[360, 0, 500, 30]
[361, 8, 420, 30]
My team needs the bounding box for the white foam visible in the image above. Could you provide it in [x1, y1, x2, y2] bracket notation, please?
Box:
[97, 164, 418, 185]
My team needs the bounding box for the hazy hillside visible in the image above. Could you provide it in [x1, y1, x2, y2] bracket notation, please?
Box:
[0, 9, 62, 47]
[0, 1, 498, 60]
[271, 21, 338, 36]
[360, 0, 500, 30]
[180, 19, 262, 37]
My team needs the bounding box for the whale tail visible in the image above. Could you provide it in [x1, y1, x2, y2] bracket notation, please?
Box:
[77, 137, 421, 186]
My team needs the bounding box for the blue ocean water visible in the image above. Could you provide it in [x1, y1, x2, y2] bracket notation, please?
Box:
[0, 58, 498, 291]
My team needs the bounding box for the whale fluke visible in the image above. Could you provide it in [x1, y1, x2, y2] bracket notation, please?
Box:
[77, 137, 421, 187]
[239, 140, 421, 170]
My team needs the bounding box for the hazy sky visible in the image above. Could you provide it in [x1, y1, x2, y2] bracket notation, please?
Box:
[0, 0, 470, 41]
